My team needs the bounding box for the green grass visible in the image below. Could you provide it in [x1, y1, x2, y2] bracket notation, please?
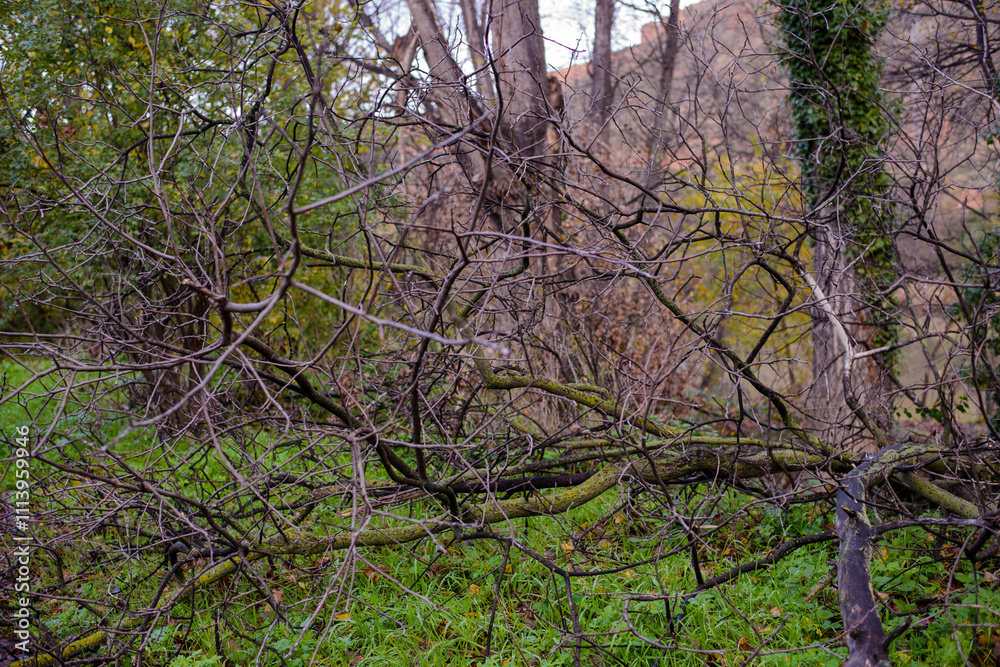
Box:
[2, 359, 998, 666]
[22, 487, 995, 666]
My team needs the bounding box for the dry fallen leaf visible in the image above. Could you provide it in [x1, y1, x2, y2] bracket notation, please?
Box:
[334, 612, 351, 621]
[770, 606, 782, 617]
[739, 636, 755, 652]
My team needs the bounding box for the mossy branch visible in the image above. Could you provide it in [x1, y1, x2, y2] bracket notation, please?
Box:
[12, 442, 971, 667]
[476, 358, 700, 442]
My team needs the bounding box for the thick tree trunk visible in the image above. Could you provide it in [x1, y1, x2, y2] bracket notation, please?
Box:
[835, 447, 898, 667]
[810, 228, 854, 446]
[491, 0, 549, 157]
[810, 225, 895, 452]
[780, 0, 898, 451]
[404, 0, 465, 85]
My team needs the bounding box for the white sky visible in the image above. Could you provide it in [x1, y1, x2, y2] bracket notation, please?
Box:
[364, 0, 698, 74]
[539, 0, 697, 70]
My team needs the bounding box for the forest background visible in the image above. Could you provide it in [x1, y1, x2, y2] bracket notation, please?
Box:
[2, 0, 1000, 664]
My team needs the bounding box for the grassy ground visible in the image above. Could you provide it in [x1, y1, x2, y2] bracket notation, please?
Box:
[1, 358, 997, 666]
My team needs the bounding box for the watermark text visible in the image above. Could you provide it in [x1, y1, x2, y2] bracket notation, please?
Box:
[10, 424, 31, 655]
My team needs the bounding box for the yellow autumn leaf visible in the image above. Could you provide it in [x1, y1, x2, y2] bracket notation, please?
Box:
[334, 613, 351, 621]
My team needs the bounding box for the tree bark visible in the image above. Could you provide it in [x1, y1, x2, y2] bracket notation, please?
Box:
[459, 0, 494, 100]
[780, 0, 898, 451]
[836, 446, 898, 667]
[810, 227, 854, 445]
[589, 0, 615, 128]
[644, 0, 682, 187]
[656, 0, 682, 134]
[404, 0, 466, 85]
[491, 0, 549, 157]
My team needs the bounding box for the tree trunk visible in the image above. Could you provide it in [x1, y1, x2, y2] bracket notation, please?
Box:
[459, 0, 494, 101]
[779, 0, 898, 451]
[809, 228, 855, 446]
[641, 0, 682, 175]
[404, 0, 465, 85]
[589, 0, 615, 128]
[491, 0, 549, 157]
[655, 0, 682, 142]
[642, 0, 682, 218]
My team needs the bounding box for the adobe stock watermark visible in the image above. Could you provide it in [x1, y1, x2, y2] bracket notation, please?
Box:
[9, 424, 32, 657]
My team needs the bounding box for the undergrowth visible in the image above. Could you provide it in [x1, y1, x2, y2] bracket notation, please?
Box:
[1, 358, 997, 666]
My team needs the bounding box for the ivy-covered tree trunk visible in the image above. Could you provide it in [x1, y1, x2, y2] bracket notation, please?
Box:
[779, 0, 899, 448]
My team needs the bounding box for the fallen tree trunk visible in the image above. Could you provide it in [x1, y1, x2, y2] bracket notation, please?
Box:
[834, 443, 953, 667]
[837, 454, 890, 667]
